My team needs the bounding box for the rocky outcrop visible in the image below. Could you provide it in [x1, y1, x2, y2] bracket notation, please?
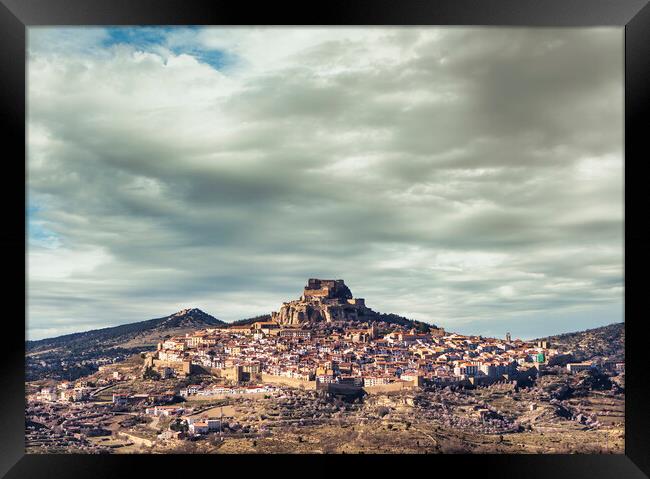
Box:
[271, 279, 369, 326]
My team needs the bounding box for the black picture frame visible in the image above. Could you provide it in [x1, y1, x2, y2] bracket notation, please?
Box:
[2, 0, 648, 477]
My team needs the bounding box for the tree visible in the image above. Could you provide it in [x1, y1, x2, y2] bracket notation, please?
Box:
[170, 418, 188, 433]
[142, 367, 161, 381]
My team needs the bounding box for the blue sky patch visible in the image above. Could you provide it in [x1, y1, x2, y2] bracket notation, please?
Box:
[27, 204, 60, 248]
[102, 26, 232, 70]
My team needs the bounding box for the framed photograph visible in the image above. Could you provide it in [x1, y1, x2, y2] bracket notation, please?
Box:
[1, 0, 648, 477]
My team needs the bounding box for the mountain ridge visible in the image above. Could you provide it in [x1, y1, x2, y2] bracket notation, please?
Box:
[535, 322, 624, 363]
[27, 308, 225, 351]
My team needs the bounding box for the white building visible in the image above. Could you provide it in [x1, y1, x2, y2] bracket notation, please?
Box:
[566, 362, 593, 373]
[363, 376, 391, 387]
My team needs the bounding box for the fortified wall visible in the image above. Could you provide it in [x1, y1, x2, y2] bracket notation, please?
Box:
[151, 359, 193, 376]
[303, 279, 352, 300]
[260, 373, 318, 390]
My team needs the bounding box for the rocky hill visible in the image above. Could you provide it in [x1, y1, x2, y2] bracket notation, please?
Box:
[536, 322, 624, 363]
[27, 308, 225, 352]
[268, 278, 439, 332]
[229, 278, 437, 333]
[25, 309, 225, 381]
[231, 311, 435, 333]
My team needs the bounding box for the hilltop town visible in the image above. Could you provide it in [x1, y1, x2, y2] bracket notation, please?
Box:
[25, 279, 625, 454]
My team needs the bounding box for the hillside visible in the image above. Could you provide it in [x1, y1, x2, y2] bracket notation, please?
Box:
[25, 308, 225, 382]
[230, 314, 273, 326]
[229, 311, 436, 332]
[537, 322, 624, 363]
[25, 301, 437, 382]
[27, 308, 225, 352]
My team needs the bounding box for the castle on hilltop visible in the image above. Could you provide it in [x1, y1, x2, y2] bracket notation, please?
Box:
[271, 278, 369, 326]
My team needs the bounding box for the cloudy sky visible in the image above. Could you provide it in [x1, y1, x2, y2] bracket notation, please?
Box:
[27, 27, 623, 341]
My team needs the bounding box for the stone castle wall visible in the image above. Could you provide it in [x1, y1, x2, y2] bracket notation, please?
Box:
[303, 279, 352, 300]
[260, 373, 317, 390]
[364, 381, 417, 394]
[152, 359, 193, 376]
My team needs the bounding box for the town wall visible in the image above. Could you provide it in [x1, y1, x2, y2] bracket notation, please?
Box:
[183, 392, 270, 401]
[363, 381, 416, 394]
[260, 373, 317, 390]
[152, 359, 193, 375]
[152, 359, 184, 369]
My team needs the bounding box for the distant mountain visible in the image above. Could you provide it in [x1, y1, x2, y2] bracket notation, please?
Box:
[536, 322, 624, 363]
[26, 308, 225, 352]
[26, 308, 227, 382]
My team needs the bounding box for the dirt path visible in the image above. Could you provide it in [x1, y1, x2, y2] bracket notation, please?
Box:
[190, 405, 238, 418]
[147, 415, 160, 431]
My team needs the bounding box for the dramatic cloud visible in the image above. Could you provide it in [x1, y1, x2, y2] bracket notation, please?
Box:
[27, 27, 623, 340]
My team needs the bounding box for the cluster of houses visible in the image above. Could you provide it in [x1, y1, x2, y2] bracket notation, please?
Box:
[112, 391, 176, 406]
[147, 320, 586, 390]
[35, 383, 93, 403]
[179, 384, 277, 398]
